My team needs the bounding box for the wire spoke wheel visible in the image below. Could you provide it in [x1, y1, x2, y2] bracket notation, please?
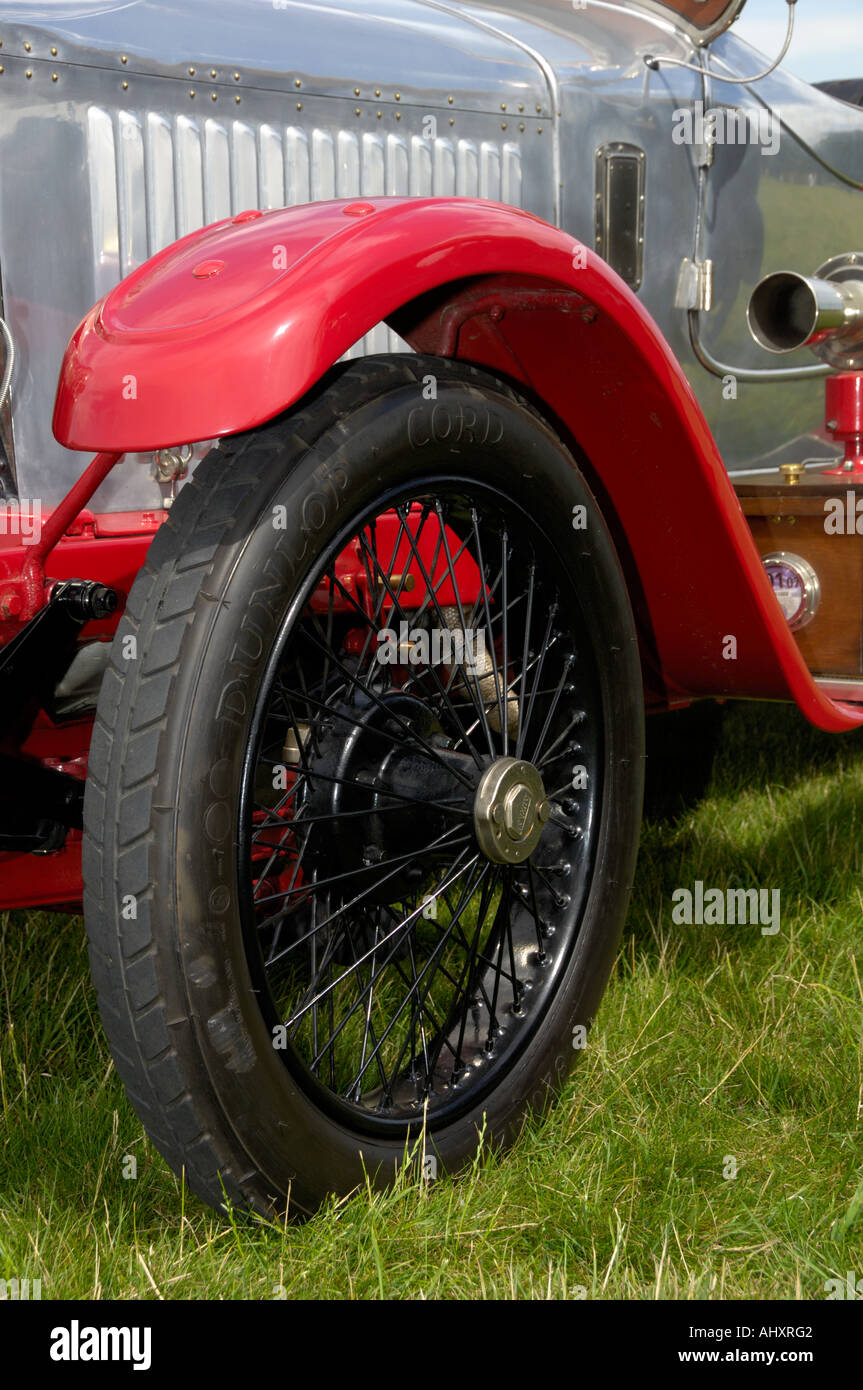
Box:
[84, 356, 643, 1216]
[240, 483, 601, 1133]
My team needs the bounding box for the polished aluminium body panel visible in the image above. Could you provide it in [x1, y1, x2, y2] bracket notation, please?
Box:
[1, 0, 861, 507]
[0, 0, 549, 506]
[445, 2, 863, 472]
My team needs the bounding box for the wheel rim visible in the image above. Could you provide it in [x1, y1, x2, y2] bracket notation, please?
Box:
[238, 478, 603, 1136]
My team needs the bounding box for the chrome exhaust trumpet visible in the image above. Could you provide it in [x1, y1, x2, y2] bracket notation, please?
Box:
[747, 253, 863, 368]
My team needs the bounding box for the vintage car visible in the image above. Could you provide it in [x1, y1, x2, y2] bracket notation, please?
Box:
[1, 0, 862, 1217]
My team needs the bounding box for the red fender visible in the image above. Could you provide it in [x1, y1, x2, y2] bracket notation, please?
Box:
[52, 196, 863, 731]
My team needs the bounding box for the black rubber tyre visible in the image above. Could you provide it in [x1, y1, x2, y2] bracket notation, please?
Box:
[83, 355, 644, 1217]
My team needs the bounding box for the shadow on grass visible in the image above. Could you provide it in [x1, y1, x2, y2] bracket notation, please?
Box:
[635, 699, 863, 962]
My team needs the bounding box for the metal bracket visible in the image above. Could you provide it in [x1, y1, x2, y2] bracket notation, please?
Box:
[676, 257, 714, 313]
[0, 578, 118, 744]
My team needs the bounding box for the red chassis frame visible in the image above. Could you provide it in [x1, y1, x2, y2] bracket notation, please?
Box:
[3, 195, 862, 911]
[0, 503, 160, 908]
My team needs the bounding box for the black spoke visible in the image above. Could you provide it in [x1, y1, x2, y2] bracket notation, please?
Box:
[325, 861, 490, 1095]
[290, 851, 481, 1038]
[388, 504, 493, 749]
[297, 624, 476, 791]
[255, 822, 471, 918]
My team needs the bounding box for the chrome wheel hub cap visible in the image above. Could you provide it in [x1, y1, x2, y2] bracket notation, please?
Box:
[473, 757, 551, 865]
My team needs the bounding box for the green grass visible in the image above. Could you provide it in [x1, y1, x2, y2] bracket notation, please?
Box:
[2, 699, 863, 1299]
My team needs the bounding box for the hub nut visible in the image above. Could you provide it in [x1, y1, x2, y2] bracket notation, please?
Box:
[474, 757, 551, 864]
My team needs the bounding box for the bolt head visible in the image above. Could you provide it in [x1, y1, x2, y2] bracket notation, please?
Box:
[0, 591, 23, 618]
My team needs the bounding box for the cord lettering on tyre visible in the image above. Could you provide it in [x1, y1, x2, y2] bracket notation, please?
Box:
[408, 403, 503, 448]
